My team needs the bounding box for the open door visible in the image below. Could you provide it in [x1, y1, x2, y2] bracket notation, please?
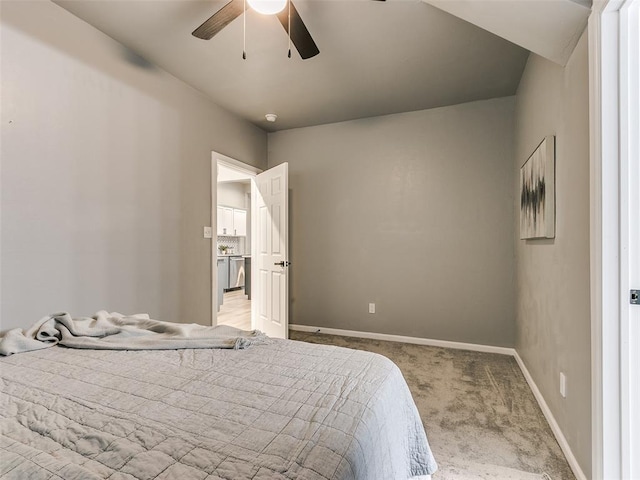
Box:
[254, 163, 289, 339]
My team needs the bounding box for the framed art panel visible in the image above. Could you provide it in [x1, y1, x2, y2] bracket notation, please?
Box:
[520, 135, 556, 239]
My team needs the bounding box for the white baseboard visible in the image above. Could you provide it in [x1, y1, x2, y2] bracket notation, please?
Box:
[513, 352, 587, 480]
[289, 324, 515, 355]
[289, 324, 587, 480]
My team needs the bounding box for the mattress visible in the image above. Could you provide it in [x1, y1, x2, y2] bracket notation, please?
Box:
[1, 337, 437, 479]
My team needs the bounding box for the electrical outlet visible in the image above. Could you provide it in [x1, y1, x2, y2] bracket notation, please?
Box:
[203, 226, 213, 239]
[560, 372, 566, 398]
[368, 303, 375, 314]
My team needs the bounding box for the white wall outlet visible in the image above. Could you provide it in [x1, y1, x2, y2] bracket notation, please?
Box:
[203, 226, 213, 239]
[559, 372, 567, 398]
[368, 303, 375, 314]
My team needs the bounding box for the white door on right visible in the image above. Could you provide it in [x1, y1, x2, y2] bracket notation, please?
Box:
[255, 163, 289, 339]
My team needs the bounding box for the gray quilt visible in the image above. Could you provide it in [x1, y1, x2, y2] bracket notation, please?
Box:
[0, 338, 437, 479]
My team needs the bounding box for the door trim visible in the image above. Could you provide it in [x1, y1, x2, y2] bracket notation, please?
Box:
[211, 151, 262, 327]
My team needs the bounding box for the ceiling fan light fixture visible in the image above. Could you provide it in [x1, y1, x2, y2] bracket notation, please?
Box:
[247, 0, 287, 15]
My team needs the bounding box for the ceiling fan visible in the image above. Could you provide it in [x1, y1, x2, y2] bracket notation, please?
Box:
[192, 0, 385, 60]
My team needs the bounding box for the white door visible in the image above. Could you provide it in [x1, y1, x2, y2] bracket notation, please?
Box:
[622, 0, 639, 475]
[593, 1, 640, 476]
[255, 163, 289, 339]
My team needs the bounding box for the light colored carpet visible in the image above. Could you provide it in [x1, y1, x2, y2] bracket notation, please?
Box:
[290, 331, 575, 480]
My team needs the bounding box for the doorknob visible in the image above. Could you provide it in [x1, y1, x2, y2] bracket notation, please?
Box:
[274, 261, 291, 267]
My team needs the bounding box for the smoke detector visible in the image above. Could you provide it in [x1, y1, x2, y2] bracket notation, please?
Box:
[265, 113, 278, 122]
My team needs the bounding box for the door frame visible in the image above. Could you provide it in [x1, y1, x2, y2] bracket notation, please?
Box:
[211, 151, 262, 328]
[588, 0, 639, 477]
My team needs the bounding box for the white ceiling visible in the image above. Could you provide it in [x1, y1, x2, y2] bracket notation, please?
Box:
[54, 0, 535, 132]
[423, 0, 590, 66]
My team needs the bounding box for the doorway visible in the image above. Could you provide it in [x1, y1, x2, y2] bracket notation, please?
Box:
[211, 153, 260, 331]
[211, 153, 291, 339]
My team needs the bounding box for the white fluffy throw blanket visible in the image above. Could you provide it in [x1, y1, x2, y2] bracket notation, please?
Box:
[0, 311, 269, 356]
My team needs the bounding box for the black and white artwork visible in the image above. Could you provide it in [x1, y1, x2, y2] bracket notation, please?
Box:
[520, 136, 555, 239]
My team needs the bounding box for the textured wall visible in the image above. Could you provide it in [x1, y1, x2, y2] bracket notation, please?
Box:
[0, 1, 267, 330]
[268, 97, 516, 346]
[514, 32, 591, 477]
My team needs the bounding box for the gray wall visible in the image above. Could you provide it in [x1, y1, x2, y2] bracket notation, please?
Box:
[514, 32, 591, 476]
[268, 97, 516, 346]
[0, 1, 267, 330]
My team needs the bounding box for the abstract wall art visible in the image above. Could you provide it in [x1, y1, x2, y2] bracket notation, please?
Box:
[520, 136, 555, 239]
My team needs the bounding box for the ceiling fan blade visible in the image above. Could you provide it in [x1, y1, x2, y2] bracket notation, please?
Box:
[276, 1, 319, 60]
[192, 0, 244, 40]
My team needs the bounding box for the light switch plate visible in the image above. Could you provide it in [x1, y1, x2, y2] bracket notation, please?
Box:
[203, 226, 213, 239]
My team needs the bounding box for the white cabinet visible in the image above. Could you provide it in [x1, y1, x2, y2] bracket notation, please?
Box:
[233, 209, 247, 236]
[217, 206, 246, 236]
[216, 206, 224, 235]
[217, 206, 234, 235]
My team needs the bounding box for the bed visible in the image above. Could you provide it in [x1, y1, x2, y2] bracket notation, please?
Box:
[0, 315, 437, 479]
